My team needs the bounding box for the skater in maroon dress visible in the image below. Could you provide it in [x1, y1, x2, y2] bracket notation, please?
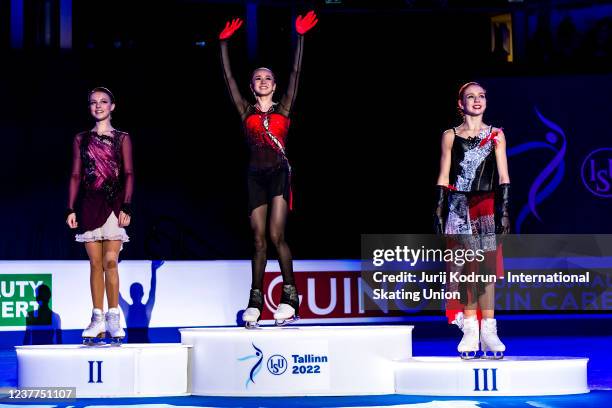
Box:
[66, 87, 133, 344]
[219, 11, 318, 327]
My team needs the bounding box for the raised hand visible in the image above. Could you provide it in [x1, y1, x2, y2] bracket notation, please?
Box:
[219, 18, 243, 40]
[295, 11, 318, 35]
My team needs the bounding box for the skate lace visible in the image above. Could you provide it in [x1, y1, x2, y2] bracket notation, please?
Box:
[87, 315, 103, 329]
[483, 319, 497, 333]
[106, 312, 120, 326]
[462, 319, 478, 336]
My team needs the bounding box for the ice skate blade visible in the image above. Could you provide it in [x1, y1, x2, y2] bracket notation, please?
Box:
[109, 338, 124, 346]
[274, 316, 299, 327]
[82, 333, 106, 346]
[82, 339, 106, 346]
[244, 321, 260, 329]
[459, 350, 479, 360]
[482, 350, 504, 359]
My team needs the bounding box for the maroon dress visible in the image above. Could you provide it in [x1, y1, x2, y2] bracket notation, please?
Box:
[68, 129, 134, 233]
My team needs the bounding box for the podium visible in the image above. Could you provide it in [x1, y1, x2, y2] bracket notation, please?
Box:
[180, 325, 413, 396]
[395, 356, 589, 396]
[16, 325, 589, 397]
[16, 343, 190, 398]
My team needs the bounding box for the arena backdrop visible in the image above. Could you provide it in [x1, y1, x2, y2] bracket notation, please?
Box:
[0, 8, 611, 260]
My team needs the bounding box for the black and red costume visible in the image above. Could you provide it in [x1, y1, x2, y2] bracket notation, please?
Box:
[220, 35, 304, 213]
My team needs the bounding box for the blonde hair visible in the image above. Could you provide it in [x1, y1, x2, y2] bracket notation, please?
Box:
[458, 81, 485, 101]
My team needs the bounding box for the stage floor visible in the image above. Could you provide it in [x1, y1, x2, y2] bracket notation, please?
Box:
[1, 335, 611, 407]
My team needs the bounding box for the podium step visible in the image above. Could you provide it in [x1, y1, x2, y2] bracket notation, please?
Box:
[180, 325, 413, 396]
[16, 343, 190, 397]
[395, 356, 589, 396]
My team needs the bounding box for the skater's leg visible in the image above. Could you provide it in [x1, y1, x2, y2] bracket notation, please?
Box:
[269, 195, 294, 286]
[243, 206, 268, 328]
[83, 241, 106, 344]
[270, 195, 299, 325]
[463, 287, 479, 319]
[249, 204, 268, 291]
[478, 282, 495, 319]
[102, 240, 122, 308]
[85, 242, 104, 310]
[457, 283, 480, 358]
[101, 240, 124, 343]
[479, 283, 504, 358]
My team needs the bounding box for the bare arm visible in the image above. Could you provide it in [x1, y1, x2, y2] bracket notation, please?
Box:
[436, 129, 455, 186]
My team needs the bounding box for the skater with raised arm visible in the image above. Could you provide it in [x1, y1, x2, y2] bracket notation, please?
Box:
[219, 11, 318, 327]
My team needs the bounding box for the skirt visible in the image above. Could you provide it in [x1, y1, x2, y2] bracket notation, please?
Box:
[75, 211, 129, 243]
[247, 165, 291, 214]
[444, 191, 504, 327]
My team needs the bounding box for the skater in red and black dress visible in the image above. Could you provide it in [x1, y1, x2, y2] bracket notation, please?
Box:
[219, 11, 318, 327]
[66, 87, 133, 344]
[434, 82, 510, 358]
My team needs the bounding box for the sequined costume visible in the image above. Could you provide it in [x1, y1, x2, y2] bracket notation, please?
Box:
[221, 35, 304, 213]
[444, 126, 504, 325]
[68, 130, 134, 238]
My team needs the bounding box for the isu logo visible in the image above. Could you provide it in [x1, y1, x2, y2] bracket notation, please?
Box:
[267, 354, 288, 375]
[582, 147, 612, 198]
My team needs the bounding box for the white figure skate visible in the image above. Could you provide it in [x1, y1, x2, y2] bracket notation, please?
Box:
[480, 318, 505, 359]
[458, 316, 479, 359]
[274, 285, 299, 326]
[105, 308, 125, 345]
[82, 309, 106, 346]
[244, 289, 263, 329]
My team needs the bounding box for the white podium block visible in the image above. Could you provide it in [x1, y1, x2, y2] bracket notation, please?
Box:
[180, 325, 413, 396]
[16, 344, 190, 397]
[395, 356, 589, 396]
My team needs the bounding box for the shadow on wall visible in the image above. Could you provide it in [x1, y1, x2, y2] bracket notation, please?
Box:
[23, 284, 63, 345]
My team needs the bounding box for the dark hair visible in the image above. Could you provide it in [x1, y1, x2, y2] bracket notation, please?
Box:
[251, 67, 275, 81]
[457, 81, 485, 101]
[89, 87, 115, 104]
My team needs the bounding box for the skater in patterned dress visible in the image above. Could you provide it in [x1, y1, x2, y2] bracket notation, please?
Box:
[434, 82, 511, 358]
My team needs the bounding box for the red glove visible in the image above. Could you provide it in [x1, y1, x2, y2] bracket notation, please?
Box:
[219, 18, 243, 40]
[295, 11, 318, 35]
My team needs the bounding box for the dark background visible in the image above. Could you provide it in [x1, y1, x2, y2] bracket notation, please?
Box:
[1, 0, 611, 260]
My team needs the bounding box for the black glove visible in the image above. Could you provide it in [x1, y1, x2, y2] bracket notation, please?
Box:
[495, 183, 511, 234]
[433, 185, 448, 235]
